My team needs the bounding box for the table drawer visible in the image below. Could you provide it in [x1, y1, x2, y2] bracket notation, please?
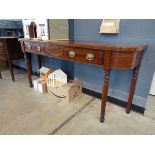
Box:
[25, 43, 45, 53]
[63, 47, 103, 65]
[45, 45, 63, 57]
[110, 51, 140, 69]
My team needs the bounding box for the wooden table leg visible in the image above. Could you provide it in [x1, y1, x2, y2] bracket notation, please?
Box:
[0, 70, 2, 79]
[100, 70, 111, 123]
[126, 65, 140, 113]
[8, 59, 15, 82]
[24, 52, 33, 87]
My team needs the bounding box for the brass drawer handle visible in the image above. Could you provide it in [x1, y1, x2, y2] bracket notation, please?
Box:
[69, 51, 75, 57]
[37, 46, 41, 51]
[27, 44, 31, 50]
[86, 53, 94, 61]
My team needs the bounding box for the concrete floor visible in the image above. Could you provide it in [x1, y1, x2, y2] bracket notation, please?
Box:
[0, 68, 155, 135]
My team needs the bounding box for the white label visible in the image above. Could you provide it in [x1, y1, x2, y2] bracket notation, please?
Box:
[102, 22, 114, 27]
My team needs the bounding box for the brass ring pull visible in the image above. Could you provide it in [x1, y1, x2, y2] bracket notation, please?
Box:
[86, 53, 94, 61]
[37, 46, 41, 51]
[27, 44, 31, 50]
[69, 51, 75, 57]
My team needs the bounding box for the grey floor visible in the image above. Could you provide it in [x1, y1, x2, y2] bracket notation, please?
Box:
[0, 68, 155, 135]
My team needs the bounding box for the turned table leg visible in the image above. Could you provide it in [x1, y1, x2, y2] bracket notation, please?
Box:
[100, 70, 111, 123]
[126, 65, 140, 113]
[8, 58, 15, 82]
[24, 52, 33, 87]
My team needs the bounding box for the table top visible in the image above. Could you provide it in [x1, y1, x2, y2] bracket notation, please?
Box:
[0, 37, 19, 39]
[19, 38, 148, 52]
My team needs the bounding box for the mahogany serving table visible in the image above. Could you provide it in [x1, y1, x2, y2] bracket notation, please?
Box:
[19, 38, 147, 122]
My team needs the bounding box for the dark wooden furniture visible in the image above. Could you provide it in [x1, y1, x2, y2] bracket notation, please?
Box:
[28, 22, 37, 38]
[19, 38, 147, 122]
[0, 37, 23, 81]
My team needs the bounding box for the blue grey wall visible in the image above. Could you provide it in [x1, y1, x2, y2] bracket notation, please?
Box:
[14, 19, 155, 108]
[73, 19, 155, 108]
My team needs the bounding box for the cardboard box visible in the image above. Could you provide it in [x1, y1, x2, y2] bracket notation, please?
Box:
[48, 80, 82, 102]
[39, 67, 53, 80]
[33, 79, 40, 92]
[38, 80, 47, 93]
[33, 78, 47, 93]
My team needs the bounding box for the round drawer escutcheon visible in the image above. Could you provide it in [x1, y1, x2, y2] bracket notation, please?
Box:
[69, 51, 75, 57]
[86, 53, 94, 61]
[27, 44, 31, 50]
[37, 46, 41, 51]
